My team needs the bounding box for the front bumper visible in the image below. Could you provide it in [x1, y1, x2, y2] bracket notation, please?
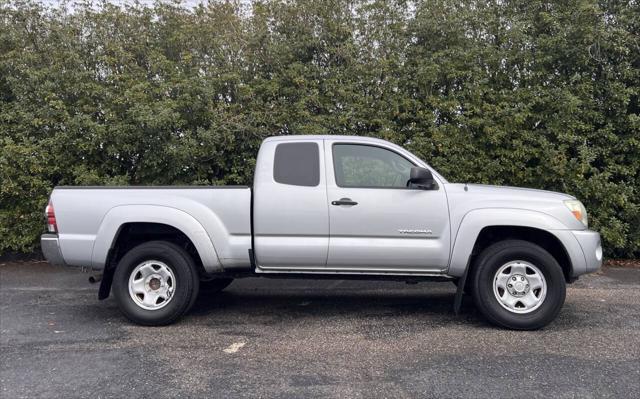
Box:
[572, 230, 603, 274]
[41, 234, 67, 266]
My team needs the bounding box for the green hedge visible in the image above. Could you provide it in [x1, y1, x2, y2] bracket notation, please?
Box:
[1, 0, 638, 257]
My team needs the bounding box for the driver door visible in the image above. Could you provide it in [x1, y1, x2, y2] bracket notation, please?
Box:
[325, 141, 450, 272]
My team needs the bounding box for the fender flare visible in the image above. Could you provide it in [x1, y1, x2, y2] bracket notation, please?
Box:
[91, 205, 222, 273]
[447, 208, 577, 277]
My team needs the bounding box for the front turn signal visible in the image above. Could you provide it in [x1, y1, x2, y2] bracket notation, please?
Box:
[563, 199, 588, 228]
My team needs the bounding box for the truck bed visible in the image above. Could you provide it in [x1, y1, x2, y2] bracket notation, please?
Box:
[50, 186, 252, 271]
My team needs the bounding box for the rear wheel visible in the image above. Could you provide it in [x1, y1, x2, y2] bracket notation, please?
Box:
[112, 241, 199, 326]
[470, 240, 566, 330]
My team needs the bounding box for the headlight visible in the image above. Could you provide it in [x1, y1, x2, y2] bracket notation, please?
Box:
[564, 200, 588, 228]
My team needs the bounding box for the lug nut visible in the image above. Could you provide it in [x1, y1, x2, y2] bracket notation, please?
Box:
[512, 277, 517, 281]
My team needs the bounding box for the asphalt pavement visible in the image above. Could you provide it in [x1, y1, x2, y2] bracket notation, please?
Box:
[1, 262, 639, 398]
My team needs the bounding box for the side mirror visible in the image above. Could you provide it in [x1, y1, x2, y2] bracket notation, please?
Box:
[408, 167, 436, 190]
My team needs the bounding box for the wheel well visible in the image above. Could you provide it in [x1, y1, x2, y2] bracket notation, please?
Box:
[98, 222, 205, 300]
[469, 226, 574, 282]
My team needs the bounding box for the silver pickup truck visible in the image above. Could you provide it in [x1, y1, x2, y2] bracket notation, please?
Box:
[41, 135, 602, 329]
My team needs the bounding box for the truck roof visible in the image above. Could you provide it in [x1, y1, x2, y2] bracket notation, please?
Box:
[263, 135, 392, 145]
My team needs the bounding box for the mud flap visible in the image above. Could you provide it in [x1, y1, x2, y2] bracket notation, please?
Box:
[453, 258, 471, 315]
[98, 266, 115, 300]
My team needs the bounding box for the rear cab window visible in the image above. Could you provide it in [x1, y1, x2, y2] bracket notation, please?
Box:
[273, 142, 320, 187]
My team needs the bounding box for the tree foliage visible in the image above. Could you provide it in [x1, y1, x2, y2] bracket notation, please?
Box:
[1, 0, 638, 257]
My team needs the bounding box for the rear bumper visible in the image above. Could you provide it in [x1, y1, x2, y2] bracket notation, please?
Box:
[41, 234, 67, 266]
[572, 230, 603, 274]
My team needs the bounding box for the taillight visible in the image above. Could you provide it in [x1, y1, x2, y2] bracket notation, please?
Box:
[45, 200, 57, 233]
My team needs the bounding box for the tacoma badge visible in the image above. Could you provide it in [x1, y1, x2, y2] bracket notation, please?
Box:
[398, 229, 432, 235]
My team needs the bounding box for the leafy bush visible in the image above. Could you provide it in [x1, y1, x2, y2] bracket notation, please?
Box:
[1, 0, 638, 257]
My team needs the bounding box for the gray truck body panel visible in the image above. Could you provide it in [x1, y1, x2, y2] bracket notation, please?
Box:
[49, 186, 251, 272]
[41, 135, 602, 279]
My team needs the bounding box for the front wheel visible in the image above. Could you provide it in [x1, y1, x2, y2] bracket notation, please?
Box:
[470, 240, 566, 330]
[112, 241, 199, 326]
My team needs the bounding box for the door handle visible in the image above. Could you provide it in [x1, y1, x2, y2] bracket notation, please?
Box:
[331, 198, 358, 206]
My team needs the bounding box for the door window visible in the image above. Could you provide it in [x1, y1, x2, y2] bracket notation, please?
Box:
[332, 144, 414, 188]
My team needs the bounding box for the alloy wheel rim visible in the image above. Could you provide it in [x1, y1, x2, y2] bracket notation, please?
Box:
[493, 260, 547, 314]
[128, 260, 176, 310]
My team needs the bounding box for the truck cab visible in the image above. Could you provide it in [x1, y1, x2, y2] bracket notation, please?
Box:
[253, 136, 450, 274]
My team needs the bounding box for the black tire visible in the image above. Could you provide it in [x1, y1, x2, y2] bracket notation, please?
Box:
[200, 277, 233, 293]
[470, 239, 566, 330]
[112, 241, 199, 326]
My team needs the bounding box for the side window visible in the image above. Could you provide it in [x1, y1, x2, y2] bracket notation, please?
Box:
[333, 144, 414, 188]
[273, 142, 320, 187]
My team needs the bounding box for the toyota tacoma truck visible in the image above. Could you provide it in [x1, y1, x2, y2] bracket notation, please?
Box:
[41, 135, 602, 329]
